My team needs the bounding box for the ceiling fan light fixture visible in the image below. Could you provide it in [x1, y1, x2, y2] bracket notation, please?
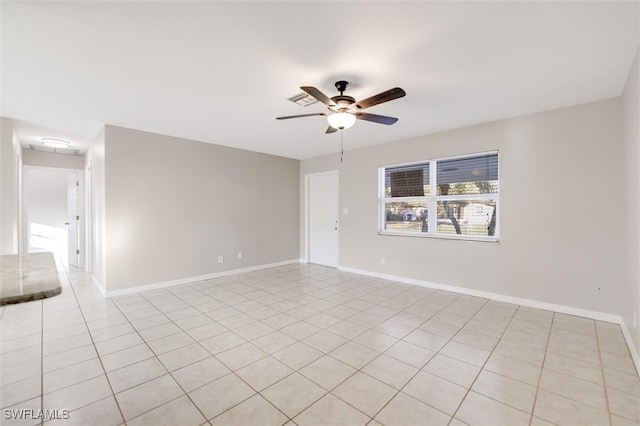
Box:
[277, 82, 405, 133]
[327, 112, 356, 130]
[41, 138, 71, 148]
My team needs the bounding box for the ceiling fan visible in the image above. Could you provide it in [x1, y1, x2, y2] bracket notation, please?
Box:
[276, 81, 406, 134]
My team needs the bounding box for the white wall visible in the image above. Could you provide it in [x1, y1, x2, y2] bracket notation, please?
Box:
[23, 149, 84, 170]
[301, 98, 624, 316]
[0, 117, 22, 254]
[24, 168, 69, 261]
[86, 128, 106, 289]
[622, 49, 639, 354]
[103, 125, 300, 291]
[22, 150, 87, 267]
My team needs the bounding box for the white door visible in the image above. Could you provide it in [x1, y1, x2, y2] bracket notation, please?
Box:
[67, 174, 79, 267]
[308, 171, 339, 267]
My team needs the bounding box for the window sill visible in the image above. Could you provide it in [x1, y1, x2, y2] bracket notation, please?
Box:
[378, 231, 500, 243]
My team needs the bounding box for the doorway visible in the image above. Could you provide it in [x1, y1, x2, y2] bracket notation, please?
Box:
[23, 166, 83, 268]
[306, 170, 339, 267]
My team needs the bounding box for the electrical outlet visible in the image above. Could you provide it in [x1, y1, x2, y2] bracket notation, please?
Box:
[217, 255, 224, 264]
[238, 251, 243, 260]
[380, 257, 385, 266]
[343, 208, 349, 215]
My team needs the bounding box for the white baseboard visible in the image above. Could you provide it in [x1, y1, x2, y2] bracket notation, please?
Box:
[104, 259, 301, 298]
[89, 257, 639, 375]
[619, 320, 640, 376]
[339, 266, 622, 322]
[338, 265, 640, 375]
[91, 276, 106, 297]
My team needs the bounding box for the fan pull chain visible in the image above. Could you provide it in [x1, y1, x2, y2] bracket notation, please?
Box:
[340, 130, 344, 163]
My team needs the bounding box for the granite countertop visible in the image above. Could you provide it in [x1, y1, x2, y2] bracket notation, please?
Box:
[0, 252, 63, 305]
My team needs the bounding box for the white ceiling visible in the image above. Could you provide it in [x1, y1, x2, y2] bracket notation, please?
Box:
[2, 1, 638, 160]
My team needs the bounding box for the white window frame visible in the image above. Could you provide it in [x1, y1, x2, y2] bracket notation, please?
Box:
[378, 150, 500, 242]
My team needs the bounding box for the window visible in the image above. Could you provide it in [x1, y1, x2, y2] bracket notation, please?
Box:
[379, 152, 499, 241]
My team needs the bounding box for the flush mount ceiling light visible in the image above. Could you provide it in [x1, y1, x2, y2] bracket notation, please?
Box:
[327, 111, 357, 130]
[41, 138, 71, 148]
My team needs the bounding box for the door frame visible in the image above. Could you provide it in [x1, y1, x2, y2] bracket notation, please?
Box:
[22, 165, 85, 268]
[85, 161, 92, 274]
[304, 170, 339, 266]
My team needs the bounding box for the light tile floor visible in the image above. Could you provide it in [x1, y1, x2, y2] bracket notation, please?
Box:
[1, 263, 639, 426]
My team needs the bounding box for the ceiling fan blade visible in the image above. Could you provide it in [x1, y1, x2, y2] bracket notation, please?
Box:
[355, 87, 406, 109]
[355, 112, 398, 125]
[276, 113, 326, 120]
[300, 86, 337, 108]
[325, 126, 337, 134]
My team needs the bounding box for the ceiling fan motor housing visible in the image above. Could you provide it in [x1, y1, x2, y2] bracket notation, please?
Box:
[331, 95, 356, 110]
[331, 81, 355, 110]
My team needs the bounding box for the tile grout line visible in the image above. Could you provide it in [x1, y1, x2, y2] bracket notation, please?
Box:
[173, 283, 372, 421]
[89, 270, 640, 422]
[264, 270, 524, 424]
[360, 293, 472, 425]
[594, 322, 614, 426]
[527, 311, 555, 426]
[136, 269, 430, 424]
[134, 288, 293, 425]
[431, 300, 505, 424]
[58, 263, 129, 425]
[17, 263, 635, 426]
[108, 296, 214, 425]
[259, 278, 517, 423]
[295, 287, 481, 421]
[447, 303, 522, 425]
[34, 282, 252, 418]
[183, 272, 380, 422]
[533, 317, 623, 422]
[271, 280, 442, 424]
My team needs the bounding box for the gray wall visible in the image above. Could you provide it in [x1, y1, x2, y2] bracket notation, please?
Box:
[622, 49, 639, 353]
[104, 125, 299, 291]
[301, 98, 624, 316]
[23, 149, 84, 170]
[0, 117, 22, 254]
